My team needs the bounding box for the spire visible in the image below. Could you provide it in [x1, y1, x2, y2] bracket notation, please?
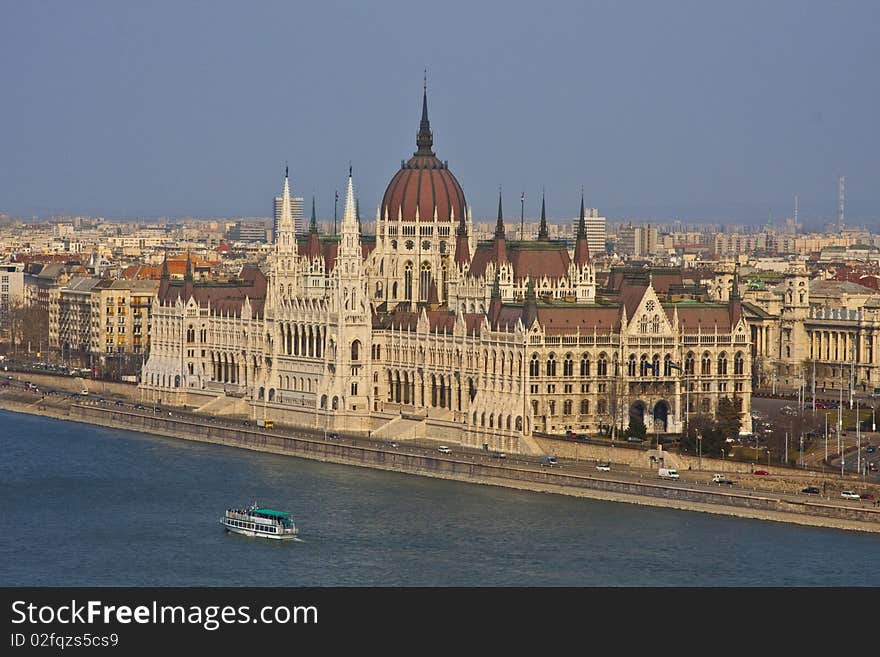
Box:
[277, 166, 294, 251]
[160, 249, 169, 280]
[184, 251, 193, 282]
[578, 188, 586, 239]
[340, 166, 359, 249]
[538, 189, 549, 240]
[309, 194, 317, 234]
[415, 74, 434, 156]
[305, 193, 321, 259]
[356, 196, 362, 234]
[573, 187, 591, 266]
[522, 275, 538, 327]
[495, 188, 505, 238]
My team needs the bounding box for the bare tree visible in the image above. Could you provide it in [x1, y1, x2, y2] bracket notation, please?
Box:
[1, 299, 48, 356]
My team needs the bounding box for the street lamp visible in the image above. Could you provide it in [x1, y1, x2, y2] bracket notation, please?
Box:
[697, 433, 702, 471]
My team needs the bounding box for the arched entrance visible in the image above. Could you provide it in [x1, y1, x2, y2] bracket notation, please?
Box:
[629, 400, 646, 425]
[652, 400, 669, 432]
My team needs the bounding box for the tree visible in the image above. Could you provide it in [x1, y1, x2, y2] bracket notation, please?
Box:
[716, 396, 742, 440]
[680, 413, 725, 456]
[625, 413, 647, 441]
[1, 300, 48, 356]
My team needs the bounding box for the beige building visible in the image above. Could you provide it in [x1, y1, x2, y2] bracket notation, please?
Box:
[89, 279, 159, 359]
[731, 266, 880, 396]
[50, 277, 101, 363]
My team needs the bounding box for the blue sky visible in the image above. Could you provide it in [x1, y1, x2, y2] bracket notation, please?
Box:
[1, 1, 879, 227]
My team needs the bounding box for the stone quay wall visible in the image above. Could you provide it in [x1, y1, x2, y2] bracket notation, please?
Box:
[64, 404, 880, 531]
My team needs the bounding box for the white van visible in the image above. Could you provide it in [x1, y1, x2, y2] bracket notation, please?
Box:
[658, 468, 680, 480]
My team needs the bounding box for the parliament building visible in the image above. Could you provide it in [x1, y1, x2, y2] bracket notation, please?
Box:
[141, 87, 752, 453]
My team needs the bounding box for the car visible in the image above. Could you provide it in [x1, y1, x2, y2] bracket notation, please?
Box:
[327, 432, 340, 440]
[801, 486, 820, 495]
[753, 470, 770, 475]
[840, 490, 860, 500]
[383, 441, 399, 448]
[437, 446, 452, 454]
[860, 493, 875, 500]
[595, 462, 611, 472]
[712, 474, 735, 485]
[869, 463, 879, 472]
[491, 451, 507, 459]
[626, 436, 644, 443]
[814, 402, 828, 409]
[867, 446, 876, 454]
[539, 455, 558, 466]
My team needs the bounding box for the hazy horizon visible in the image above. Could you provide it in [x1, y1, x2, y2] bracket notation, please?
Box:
[2, 1, 879, 228]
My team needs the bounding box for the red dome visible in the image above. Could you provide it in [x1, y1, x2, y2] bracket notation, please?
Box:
[381, 87, 467, 223]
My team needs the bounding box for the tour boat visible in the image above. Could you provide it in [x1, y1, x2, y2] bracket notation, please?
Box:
[222, 503, 298, 540]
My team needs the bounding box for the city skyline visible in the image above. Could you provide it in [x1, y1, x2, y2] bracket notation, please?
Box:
[2, 1, 879, 225]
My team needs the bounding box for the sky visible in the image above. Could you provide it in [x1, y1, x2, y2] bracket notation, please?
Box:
[1, 0, 879, 228]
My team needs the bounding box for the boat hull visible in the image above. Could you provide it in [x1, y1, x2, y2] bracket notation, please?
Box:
[221, 519, 298, 541]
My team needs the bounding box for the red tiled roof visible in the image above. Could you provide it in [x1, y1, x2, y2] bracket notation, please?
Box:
[536, 307, 621, 334]
[158, 266, 267, 317]
[468, 241, 572, 280]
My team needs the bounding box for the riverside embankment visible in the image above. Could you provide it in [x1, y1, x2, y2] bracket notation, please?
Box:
[1, 386, 879, 534]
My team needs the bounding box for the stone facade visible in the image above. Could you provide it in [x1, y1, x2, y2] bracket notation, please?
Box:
[741, 265, 880, 395]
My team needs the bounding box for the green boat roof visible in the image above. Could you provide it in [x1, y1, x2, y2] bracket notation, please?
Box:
[252, 508, 290, 517]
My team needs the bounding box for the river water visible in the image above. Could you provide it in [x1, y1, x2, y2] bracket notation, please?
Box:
[1, 410, 877, 586]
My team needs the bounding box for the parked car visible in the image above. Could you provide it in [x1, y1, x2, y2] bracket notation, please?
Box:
[866, 446, 876, 454]
[753, 470, 770, 476]
[491, 451, 507, 459]
[840, 490, 860, 500]
[814, 402, 828, 409]
[437, 446, 452, 454]
[595, 462, 611, 472]
[860, 493, 875, 500]
[626, 436, 644, 443]
[801, 486, 820, 495]
[539, 455, 558, 466]
[869, 463, 878, 472]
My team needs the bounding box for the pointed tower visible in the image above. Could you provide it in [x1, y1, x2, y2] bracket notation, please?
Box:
[573, 189, 591, 267]
[522, 276, 538, 328]
[337, 167, 362, 279]
[325, 167, 370, 421]
[570, 190, 596, 303]
[493, 189, 508, 265]
[538, 190, 549, 240]
[279, 167, 295, 251]
[305, 193, 321, 260]
[416, 75, 434, 157]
